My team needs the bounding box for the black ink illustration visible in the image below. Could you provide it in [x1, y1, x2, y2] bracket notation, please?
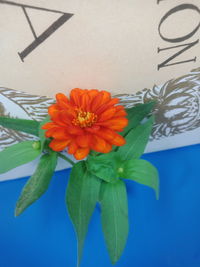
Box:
[0, 1, 74, 61]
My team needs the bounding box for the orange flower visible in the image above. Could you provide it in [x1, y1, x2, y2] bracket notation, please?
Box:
[42, 88, 128, 160]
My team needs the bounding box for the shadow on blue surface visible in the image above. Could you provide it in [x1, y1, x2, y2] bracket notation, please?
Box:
[0, 144, 200, 267]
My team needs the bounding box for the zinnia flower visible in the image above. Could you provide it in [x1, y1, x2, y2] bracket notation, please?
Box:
[42, 88, 128, 160]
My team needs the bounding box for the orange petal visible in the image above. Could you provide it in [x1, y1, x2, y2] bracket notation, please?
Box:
[98, 107, 116, 122]
[88, 89, 99, 101]
[102, 142, 112, 153]
[113, 105, 127, 117]
[48, 104, 61, 118]
[90, 93, 103, 112]
[42, 122, 57, 130]
[68, 141, 78, 154]
[90, 135, 108, 153]
[67, 125, 84, 135]
[74, 147, 90, 160]
[70, 88, 83, 106]
[49, 139, 71, 151]
[76, 133, 91, 148]
[59, 110, 75, 124]
[96, 128, 126, 146]
[51, 128, 70, 140]
[101, 91, 111, 105]
[45, 128, 58, 138]
[52, 114, 68, 127]
[56, 93, 69, 105]
[97, 117, 128, 131]
[111, 133, 126, 146]
[95, 98, 119, 115]
[59, 100, 74, 111]
[48, 106, 67, 127]
[113, 109, 127, 117]
[80, 92, 90, 111]
[85, 125, 100, 133]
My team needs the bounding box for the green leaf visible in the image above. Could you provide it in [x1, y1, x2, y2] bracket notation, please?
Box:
[0, 141, 41, 174]
[117, 116, 154, 160]
[15, 152, 57, 216]
[66, 161, 101, 266]
[119, 159, 159, 199]
[0, 116, 40, 136]
[123, 101, 156, 137]
[86, 152, 119, 183]
[38, 115, 50, 151]
[100, 179, 129, 264]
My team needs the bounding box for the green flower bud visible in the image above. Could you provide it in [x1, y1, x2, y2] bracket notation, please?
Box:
[32, 141, 41, 150]
[118, 167, 124, 174]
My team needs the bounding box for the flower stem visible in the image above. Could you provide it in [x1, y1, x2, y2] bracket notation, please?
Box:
[58, 153, 75, 166]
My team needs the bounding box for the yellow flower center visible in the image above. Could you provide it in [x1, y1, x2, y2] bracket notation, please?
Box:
[73, 109, 97, 128]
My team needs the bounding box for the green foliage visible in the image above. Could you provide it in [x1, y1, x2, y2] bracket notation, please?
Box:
[99, 179, 129, 264]
[0, 141, 41, 174]
[84, 111, 158, 264]
[66, 161, 101, 266]
[0, 116, 40, 136]
[15, 152, 57, 216]
[86, 152, 119, 183]
[38, 115, 50, 151]
[119, 159, 159, 199]
[123, 101, 156, 137]
[0, 100, 158, 266]
[118, 116, 154, 160]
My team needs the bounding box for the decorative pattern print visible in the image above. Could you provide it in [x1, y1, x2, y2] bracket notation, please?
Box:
[0, 68, 200, 150]
[117, 68, 200, 140]
[0, 87, 54, 150]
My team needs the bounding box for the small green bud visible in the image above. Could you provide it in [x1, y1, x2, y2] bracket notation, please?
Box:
[32, 141, 41, 150]
[118, 167, 124, 174]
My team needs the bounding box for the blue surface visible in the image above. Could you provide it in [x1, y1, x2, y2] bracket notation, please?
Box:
[0, 144, 200, 267]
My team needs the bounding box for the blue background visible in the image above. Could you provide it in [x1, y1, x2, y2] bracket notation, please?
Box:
[0, 144, 200, 267]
